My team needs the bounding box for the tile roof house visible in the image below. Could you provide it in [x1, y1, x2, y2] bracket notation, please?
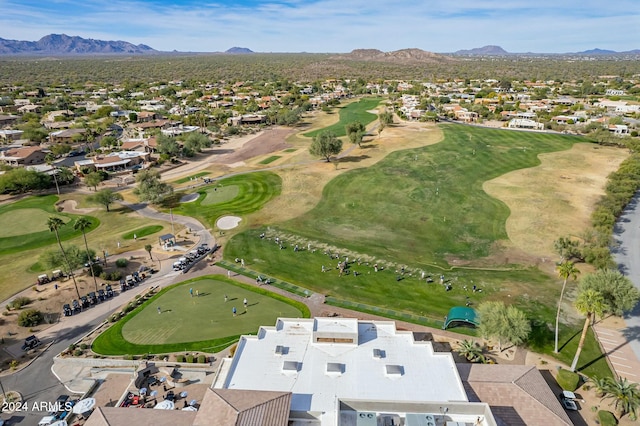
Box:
[457, 364, 573, 426]
[0, 146, 46, 166]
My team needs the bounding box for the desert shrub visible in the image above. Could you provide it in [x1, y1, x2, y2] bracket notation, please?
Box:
[79, 343, 88, 350]
[115, 258, 128, 268]
[186, 354, 195, 363]
[68, 343, 76, 351]
[557, 368, 581, 391]
[176, 354, 186, 363]
[10, 297, 31, 310]
[123, 354, 134, 360]
[100, 271, 123, 281]
[598, 410, 618, 426]
[197, 355, 207, 363]
[9, 360, 19, 370]
[17, 309, 43, 327]
[87, 264, 103, 277]
[73, 349, 84, 357]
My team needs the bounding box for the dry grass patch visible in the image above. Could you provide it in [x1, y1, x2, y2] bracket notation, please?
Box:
[484, 143, 628, 258]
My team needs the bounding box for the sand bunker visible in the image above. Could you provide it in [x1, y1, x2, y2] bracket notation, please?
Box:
[180, 193, 199, 203]
[217, 215, 242, 230]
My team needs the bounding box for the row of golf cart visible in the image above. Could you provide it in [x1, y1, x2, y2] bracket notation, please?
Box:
[63, 285, 115, 316]
[172, 243, 213, 272]
[36, 270, 65, 285]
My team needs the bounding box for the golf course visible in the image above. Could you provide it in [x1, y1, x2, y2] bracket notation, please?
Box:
[92, 276, 308, 355]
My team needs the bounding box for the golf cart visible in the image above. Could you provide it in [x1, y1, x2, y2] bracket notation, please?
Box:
[559, 390, 578, 411]
[21, 335, 41, 351]
[37, 274, 50, 284]
[63, 303, 72, 316]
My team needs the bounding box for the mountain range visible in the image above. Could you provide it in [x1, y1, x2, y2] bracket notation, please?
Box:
[0, 35, 638, 57]
[0, 34, 156, 55]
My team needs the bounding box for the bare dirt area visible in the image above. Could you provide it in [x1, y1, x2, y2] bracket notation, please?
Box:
[484, 143, 628, 259]
[212, 127, 295, 165]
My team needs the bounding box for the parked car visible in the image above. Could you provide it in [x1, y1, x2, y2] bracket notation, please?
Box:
[48, 394, 69, 416]
[63, 303, 72, 316]
[559, 391, 578, 411]
[21, 335, 41, 351]
[80, 295, 90, 309]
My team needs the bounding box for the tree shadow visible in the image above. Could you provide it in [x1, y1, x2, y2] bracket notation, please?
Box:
[337, 155, 370, 163]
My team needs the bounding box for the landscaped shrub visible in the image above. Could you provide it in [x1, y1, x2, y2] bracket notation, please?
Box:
[80, 343, 88, 350]
[186, 354, 195, 363]
[123, 354, 134, 360]
[197, 355, 207, 363]
[176, 354, 186, 363]
[10, 296, 31, 309]
[87, 264, 103, 277]
[115, 258, 128, 268]
[100, 271, 122, 281]
[598, 410, 618, 426]
[68, 343, 76, 351]
[557, 368, 580, 391]
[17, 309, 43, 327]
[73, 349, 84, 357]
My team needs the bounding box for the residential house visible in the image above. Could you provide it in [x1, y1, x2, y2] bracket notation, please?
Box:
[609, 124, 630, 135]
[75, 151, 150, 173]
[0, 130, 24, 142]
[0, 146, 47, 166]
[508, 119, 544, 130]
[227, 115, 266, 126]
[0, 115, 19, 127]
[49, 128, 86, 144]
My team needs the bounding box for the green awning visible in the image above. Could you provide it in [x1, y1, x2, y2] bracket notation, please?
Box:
[443, 306, 478, 330]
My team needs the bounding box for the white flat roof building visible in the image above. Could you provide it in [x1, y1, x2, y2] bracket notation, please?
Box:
[217, 318, 496, 426]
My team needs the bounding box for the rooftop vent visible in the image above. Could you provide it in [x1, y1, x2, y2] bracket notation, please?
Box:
[326, 362, 344, 374]
[385, 364, 404, 376]
[282, 361, 299, 372]
[275, 345, 288, 355]
[373, 348, 386, 359]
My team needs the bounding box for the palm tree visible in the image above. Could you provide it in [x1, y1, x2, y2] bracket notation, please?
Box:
[589, 376, 612, 398]
[74, 217, 98, 292]
[45, 153, 60, 195]
[456, 340, 485, 363]
[47, 217, 81, 299]
[554, 261, 580, 353]
[570, 288, 607, 371]
[144, 244, 153, 261]
[602, 377, 640, 418]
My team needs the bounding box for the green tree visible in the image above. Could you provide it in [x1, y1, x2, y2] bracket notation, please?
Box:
[456, 340, 485, 363]
[379, 111, 394, 126]
[309, 131, 342, 163]
[145, 244, 153, 260]
[554, 261, 580, 353]
[580, 269, 640, 316]
[84, 171, 103, 191]
[87, 188, 123, 212]
[345, 121, 366, 147]
[74, 217, 98, 292]
[602, 377, 640, 418]
[134, 169, 173, 204]
[477, 301, 531, 352]
[47, 217, 81, 299]
[156, 134, 181, 157]
[570, 288, 607, 371]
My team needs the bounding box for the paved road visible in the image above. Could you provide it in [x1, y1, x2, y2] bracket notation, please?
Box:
[612, 193, 640, 364]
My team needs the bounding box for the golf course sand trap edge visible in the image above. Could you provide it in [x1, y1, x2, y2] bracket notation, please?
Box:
[180, 193, 199, 203]
[217, 215, 242, 230]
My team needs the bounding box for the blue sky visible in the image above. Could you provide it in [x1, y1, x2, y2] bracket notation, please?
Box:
[1, 0, 638, 53]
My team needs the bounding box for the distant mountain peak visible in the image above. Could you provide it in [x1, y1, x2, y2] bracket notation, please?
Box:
[335, 48, 454, 64]
[454, 45, 509, 55]
[225, 47, 253, 54]
[0, 34, 156, 55]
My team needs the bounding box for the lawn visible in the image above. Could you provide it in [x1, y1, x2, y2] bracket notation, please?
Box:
[92, 275, 308, 355]
[172, 171, 282, 229]
[122, 225, 164, 240]
[259, 155, 281, 164]
[201, 185, 240, 206]
[304, 97, 383, 138]
[0, 195, 99, 255]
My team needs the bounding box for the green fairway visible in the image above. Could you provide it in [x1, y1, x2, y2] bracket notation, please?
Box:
[304, 97, 383, 138]
[0, 195, 99, 255]
[122, 225, 164, 240]
[286, 124, 578, 266]
[173, 171, 282, 228]
[201, 185, 240, 206]
[259, 155, 281, 164]
[92, 276, 308, 355]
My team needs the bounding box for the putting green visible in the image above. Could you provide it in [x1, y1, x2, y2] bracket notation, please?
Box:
[121, 278, 302, 345]
[202, 185, 240, 206]
[0, 209, 65, 237]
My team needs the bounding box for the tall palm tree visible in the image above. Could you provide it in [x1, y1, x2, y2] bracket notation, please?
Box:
[47, 217, 81, 299]
[554, 261, 580, 353]
[44, 153, 60, 195]
[570, 288, 607, 372]
[74, 217, 98, 292]
[602, 377, 640, 418]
